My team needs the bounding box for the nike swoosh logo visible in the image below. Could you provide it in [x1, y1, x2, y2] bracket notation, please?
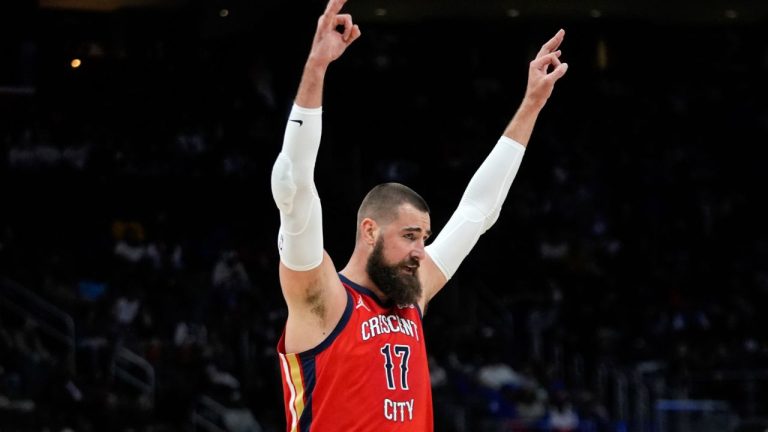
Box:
[289, 119, 303, 126]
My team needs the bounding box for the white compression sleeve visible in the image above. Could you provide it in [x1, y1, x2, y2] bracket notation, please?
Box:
[426, 136, 525, 280]
[270, 104, 324, 271]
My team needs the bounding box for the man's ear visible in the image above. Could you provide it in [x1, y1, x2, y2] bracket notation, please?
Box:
[360, 218, 378, 246]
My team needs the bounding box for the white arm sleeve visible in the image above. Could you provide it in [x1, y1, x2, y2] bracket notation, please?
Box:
[426, 136, 525, 280]
[270, 104, 324, 271]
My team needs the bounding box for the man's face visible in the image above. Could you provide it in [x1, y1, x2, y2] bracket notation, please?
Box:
[366, 236, 422, 305]
[365, 204, 430, 305]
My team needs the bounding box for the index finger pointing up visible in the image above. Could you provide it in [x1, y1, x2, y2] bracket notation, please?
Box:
[324, 0, 347, 16]
[537, 29, 565, 58]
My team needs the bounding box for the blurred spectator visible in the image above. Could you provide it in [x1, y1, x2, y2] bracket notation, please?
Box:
[212, 249, 252, 313]
[113, 221, 148, 265]
[546, 387, 580, 432]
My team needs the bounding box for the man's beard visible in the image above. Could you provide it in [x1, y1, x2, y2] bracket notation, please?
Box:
[366, 237, 422, 306]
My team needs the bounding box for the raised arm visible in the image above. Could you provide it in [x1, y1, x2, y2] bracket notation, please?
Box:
[272, 0, 361, 273]
[421, 30, 569, 304]
[270, 0, 361, 351]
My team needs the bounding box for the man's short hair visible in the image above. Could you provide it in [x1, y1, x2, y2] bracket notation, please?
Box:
[357, 183, 430, 233]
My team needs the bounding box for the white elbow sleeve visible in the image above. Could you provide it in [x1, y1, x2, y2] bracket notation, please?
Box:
[270, 104, 325, 271]
[426, 136, 525, 280]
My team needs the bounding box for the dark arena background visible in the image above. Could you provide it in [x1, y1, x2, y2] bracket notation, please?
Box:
[1, 0, 768, 431]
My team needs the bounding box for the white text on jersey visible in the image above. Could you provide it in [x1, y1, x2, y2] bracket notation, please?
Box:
[361, 314, 419, 342]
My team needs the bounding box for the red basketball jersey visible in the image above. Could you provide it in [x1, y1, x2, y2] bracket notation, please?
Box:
[278, 274, 433, 431]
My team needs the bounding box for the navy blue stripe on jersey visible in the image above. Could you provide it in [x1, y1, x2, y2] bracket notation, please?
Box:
[302, 290, 353, 358]
[298, 355, 317, 432]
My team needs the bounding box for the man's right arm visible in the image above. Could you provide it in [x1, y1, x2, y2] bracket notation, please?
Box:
[268, 56, 336, 285]
[271, 0, 360, 280]
[270, 0, 361, 352]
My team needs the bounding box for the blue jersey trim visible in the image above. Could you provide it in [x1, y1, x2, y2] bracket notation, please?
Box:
[298, 290, 354, 358]
[298, 355, 316, 432]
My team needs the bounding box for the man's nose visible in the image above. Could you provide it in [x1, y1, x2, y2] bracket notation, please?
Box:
[410, 244, 425, 261]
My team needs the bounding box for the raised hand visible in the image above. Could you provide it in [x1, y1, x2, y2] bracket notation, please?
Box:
[308, 0, 362, 67]
[524, 29, 569, 109]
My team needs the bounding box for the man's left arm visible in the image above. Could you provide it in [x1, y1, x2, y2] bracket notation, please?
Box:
[421, 29, 569, 303]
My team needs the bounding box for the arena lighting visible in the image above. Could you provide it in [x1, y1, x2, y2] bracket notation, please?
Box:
[596, 39, 608, 71]
[219, 8, 229, 17]
[70, 58, 82, 68]
[374, 8, 387, 16]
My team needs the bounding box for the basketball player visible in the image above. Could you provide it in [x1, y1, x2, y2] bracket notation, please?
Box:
[270, 0, 568, 429]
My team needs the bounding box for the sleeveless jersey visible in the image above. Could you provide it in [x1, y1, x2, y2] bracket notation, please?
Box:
[277, 274, 433, 431]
